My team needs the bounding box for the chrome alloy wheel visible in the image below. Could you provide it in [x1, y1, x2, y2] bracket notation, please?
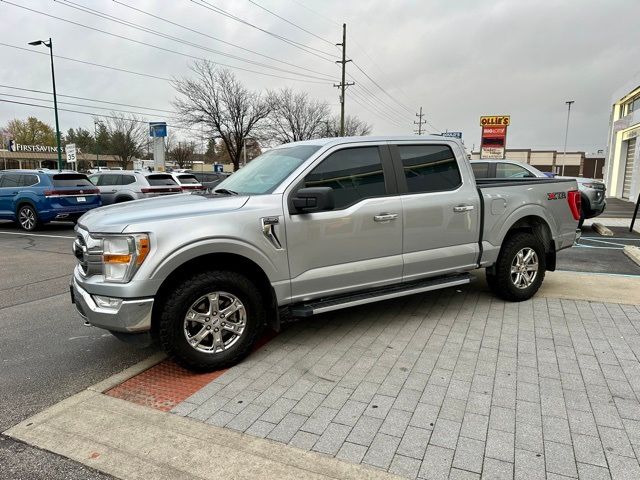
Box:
[510, 247, 538, 289]
[183, 291, 246, 354]
[18, 207, 36, 231]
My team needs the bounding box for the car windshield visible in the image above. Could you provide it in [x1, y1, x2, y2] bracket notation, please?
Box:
[215, 145, 321, 195]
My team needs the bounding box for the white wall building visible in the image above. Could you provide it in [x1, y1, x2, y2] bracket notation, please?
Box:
[605, 77, 640, 202]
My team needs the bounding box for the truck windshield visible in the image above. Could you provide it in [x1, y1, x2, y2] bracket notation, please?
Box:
[215, 145, 321, 195]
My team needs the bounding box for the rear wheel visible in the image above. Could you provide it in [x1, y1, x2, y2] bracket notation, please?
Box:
[17, 205, 39, 231]
[158, 270, 264, 371]
[485, 232, 546, 302]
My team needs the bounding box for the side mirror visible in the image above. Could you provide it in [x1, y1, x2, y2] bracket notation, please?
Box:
[292, 187, 334, 213]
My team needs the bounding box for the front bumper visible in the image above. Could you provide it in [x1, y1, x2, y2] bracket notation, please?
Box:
[70, 277, 153, 333]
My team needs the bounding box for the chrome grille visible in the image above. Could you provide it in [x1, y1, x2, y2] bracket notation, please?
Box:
[74, 229, 104, 277]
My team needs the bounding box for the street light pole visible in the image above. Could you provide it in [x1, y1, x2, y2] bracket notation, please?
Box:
[29, 38, 62, 171]
[561, 100, 575, 176]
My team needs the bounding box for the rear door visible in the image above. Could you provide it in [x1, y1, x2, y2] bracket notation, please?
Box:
[284, 144, 403, 302]
[391, 142, 481, 281]
[0, 173, 21, 217]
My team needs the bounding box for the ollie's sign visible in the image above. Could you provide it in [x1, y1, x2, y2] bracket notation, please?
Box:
[480, 116, 510, 159]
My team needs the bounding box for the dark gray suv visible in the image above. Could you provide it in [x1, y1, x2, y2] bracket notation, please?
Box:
[88, 170, 182, 205]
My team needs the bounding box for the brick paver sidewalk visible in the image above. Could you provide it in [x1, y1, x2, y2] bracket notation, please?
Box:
[171, 289, 640, 480]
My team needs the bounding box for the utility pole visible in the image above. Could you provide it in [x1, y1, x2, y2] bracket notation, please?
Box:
[561, 100, 575, 176]
[334, 23, 354, 136]
[414, 107, 426, 135]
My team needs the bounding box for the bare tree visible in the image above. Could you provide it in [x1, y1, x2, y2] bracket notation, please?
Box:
[265, 88, 330, 145]
[101, 113, 147, 169]
[326, 114, 373, 137]
[173, 61, 271, 171]
[169, 142, 195, 169]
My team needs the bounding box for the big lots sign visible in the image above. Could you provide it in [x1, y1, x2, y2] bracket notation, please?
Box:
[479, 116, 510, 159]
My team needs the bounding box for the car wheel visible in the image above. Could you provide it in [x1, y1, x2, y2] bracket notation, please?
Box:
[158, 270, 265, 371]
[485, 232, 546, 302]
[115, 196, 133, 203]
[17, 205, 39, 231]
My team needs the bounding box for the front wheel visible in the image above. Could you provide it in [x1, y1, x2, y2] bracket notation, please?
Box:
[17, 205, 39, 231]
[158, 270, 265, 371]
[485, 232, 546, 302]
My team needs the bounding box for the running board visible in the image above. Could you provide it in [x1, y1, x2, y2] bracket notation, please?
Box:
[290, 273, 472, 317]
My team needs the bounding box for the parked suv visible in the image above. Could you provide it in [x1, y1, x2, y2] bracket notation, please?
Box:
[471, 160, 606, 226]
[187, 171, 230, 193]
[170, 172, 205, 193]
[0, 170, 101, 231]
[88, 170, 182, 205]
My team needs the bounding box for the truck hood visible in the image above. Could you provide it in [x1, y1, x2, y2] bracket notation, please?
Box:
[78, 194, 249, 233]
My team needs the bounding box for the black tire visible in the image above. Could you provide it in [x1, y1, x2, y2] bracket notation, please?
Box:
[17, 204, 39, 231]
[158, 270, 265, 371]
[485, 232, 546, 302]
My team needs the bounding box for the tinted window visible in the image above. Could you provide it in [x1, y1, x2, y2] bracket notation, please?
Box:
[147, 174, 177, 186]
[98, 174, 120, 186]
[398, 145, 461, 193]
[304, 147, 386, 209]
[0, 173, 21, 188]
[52, 174, 94, 187]
[20, 174, 39, 186]
[177, 174, 199, 184]
[471, 163, 490, 178]
[496, 163, 534, 178]
[121, 175, 136, 185]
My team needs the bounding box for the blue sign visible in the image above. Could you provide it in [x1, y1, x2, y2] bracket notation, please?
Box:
[149, 122, 167, 138]
[442, 132, 462, 139]
[213, 163, 224, 173]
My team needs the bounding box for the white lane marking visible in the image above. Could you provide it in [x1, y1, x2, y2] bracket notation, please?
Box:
[574, 244, 623, 250]
[0, 231, 74, 239]
[581, 238, 630, 248]
[582, 236, 640, 241]
[556, 270, 640, 278]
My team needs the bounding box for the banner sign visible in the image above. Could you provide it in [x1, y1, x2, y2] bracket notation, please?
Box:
[7, 140, 64, 153]
[149, 122, 167, 138]
[480, 116, 510, 159]
[442, 132, 463, 139]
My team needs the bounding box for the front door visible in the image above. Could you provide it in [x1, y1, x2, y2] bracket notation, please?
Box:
[390, 143, 481, 281]
[284, 144, 403, 302]
[0, 173, 22, 218]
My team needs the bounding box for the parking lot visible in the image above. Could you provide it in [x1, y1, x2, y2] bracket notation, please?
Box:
[2, 218, 640, 479]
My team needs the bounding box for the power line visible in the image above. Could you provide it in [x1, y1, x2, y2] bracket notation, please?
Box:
[348, 88, 404, 128]
[0, 93, 181, 120]
[113, 0, 334, 79]
[1, 1, 332, 84]
[0, 42, 171, 82]
[0, 84, 176, 114]
[54, 0, 334, 81]
[246, 0, 335, 47]
[0, 98, 198, 133]
[190, 0, 337, 62]
[347, 91, 403, 129]
[287, 0, 341, 28]
[351, 60, 414, 115]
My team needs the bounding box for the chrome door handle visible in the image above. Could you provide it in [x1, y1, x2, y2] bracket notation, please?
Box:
[453, 205, 475, 213]
[374, 213, 398, 222]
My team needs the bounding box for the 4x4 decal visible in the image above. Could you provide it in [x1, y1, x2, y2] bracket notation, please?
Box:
[547, 192, 567, 200]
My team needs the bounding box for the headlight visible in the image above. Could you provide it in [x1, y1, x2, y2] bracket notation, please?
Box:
[102, 234, 150, 283]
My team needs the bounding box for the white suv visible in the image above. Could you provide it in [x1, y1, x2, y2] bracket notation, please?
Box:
[88, 170, 182, 205]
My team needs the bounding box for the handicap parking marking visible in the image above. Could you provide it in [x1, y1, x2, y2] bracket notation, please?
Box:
[0, 231, 75, 239]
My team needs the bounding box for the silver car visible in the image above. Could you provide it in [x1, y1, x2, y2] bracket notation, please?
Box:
[88, 170, 182, 205]
[470, 159, 606, 226]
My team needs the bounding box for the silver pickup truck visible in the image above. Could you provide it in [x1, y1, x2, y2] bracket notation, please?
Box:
[71, 136, 581, 370]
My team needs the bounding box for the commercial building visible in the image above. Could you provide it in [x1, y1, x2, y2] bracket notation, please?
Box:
[470, 149, 604, 178]
[604, 79, 640, 202]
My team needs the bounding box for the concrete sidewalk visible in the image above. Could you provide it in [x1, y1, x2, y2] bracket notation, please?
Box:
[6, 273, 640, 480]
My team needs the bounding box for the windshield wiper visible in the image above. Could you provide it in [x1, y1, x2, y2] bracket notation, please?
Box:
[213, 188, 238, 195]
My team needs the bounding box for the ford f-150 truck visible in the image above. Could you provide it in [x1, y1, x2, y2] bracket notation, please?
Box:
[71, 136, 581, 370]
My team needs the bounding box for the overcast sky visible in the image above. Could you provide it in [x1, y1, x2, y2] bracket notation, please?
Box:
[1, 0, 639, 153]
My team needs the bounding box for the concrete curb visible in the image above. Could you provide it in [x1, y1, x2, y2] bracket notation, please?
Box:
[88, 352, 167, 393]
[592, 222, 614, 236]
[4, 390, 401, 480]
[625, 245, 640, 267]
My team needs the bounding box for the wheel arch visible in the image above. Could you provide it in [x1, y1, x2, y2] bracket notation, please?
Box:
[151, 252, 279, 339]
[498, 215, 556, 272]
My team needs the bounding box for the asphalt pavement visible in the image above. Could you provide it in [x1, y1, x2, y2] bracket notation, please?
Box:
[0, 223, 154, 479]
